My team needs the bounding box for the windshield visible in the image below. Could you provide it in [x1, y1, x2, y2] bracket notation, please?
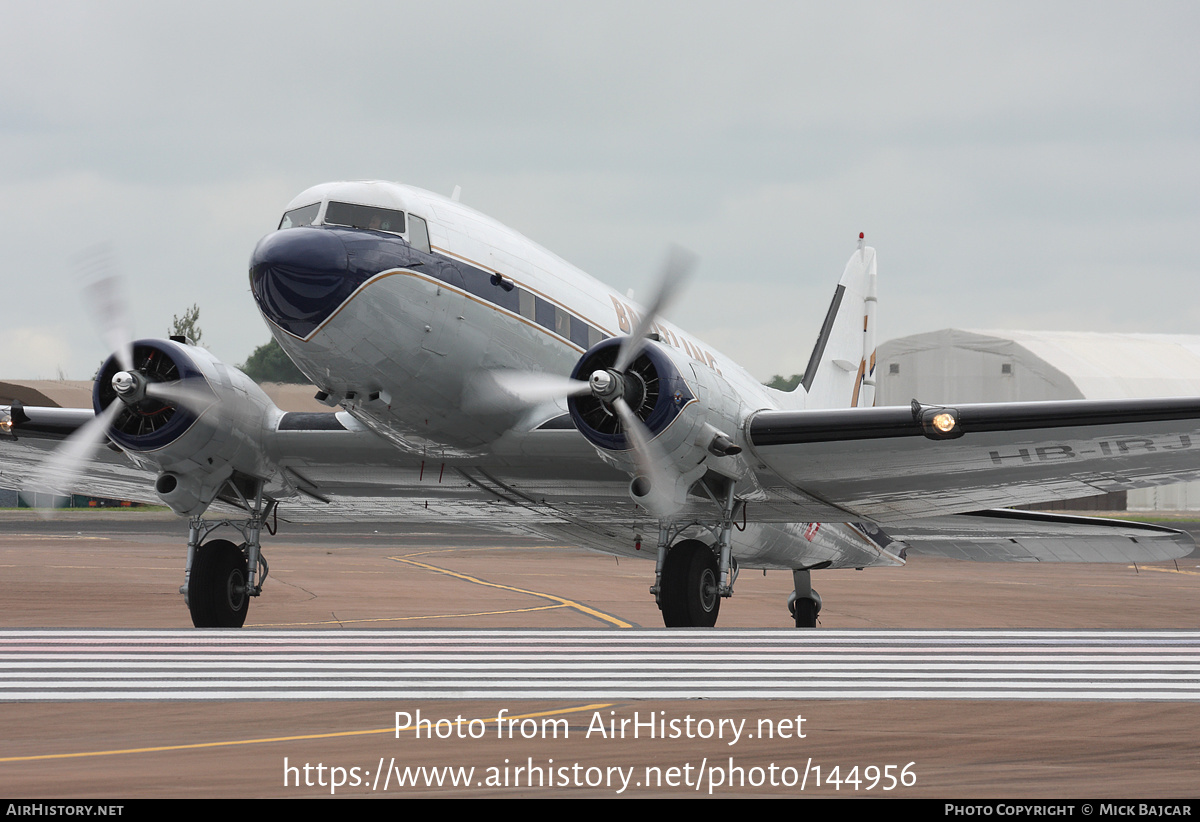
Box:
[278, 203, 319, 230]
[325, 201, 406, 233]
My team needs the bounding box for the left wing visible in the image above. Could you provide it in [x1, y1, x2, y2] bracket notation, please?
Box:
[745, 397, 1200, 521]
[0, 406, 160, 504]
[0, 402, 635, 529]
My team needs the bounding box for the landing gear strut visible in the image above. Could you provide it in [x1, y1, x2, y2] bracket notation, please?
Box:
[181, 476, 272, 629]
[652, 479, 742, 628]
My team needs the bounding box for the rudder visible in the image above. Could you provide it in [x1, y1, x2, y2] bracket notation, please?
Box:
[796, 236, 877, 409]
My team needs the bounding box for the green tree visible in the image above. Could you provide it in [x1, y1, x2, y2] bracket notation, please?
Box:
[170, 304, 203, 346]
[765, 373, 803, 391]
[241, 338, 308, 384]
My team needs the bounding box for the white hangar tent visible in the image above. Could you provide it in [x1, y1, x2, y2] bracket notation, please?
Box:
[875, 329, 1200, 511]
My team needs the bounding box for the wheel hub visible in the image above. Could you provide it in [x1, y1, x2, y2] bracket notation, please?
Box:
[226, 570, 247, 611]
[699, 567, 718, 612]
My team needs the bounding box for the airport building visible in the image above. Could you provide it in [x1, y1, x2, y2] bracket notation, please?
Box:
[877, 329, 1200, 511]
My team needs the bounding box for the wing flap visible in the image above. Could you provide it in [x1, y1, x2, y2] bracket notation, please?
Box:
[885, 509, 1194, 563]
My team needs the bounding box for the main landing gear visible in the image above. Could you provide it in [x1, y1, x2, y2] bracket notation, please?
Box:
[650, 473, 828, 629]
[652, 480, 740, 628]
[181, 478, 273, 628]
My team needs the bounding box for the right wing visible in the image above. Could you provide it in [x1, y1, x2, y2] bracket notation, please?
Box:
[745, 396, 1200, 521]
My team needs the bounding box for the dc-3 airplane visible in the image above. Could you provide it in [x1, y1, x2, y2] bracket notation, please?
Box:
[3, 180, 1199, 629]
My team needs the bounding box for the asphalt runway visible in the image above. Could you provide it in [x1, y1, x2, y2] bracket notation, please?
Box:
[1, 511, 1199, 797]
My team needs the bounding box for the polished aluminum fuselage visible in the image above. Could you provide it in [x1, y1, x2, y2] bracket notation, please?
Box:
[248, 181, 902, 571]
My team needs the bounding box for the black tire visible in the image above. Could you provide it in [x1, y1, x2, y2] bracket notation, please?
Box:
[793, 597, 818, 628]
[660, 539, 720, 628]
[188, 539, 249, 628]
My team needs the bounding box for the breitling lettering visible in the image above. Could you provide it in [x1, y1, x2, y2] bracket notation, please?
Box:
[610, 295, 722, 375]
[611, 295, 630, 333]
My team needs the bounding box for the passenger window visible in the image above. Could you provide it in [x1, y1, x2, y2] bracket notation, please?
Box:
[519, 290, 536, 321]
[554, 307, 571, 339]
[570, 316, 590, 348]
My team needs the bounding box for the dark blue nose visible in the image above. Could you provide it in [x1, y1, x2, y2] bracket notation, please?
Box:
[249, 228, 350, 339]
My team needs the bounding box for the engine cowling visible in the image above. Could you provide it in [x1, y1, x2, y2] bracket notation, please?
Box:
[566, 337, 748, 506]
[93, 339, 280, 515]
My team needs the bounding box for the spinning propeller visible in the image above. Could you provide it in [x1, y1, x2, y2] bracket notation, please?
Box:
[24, 247, 214, 506]
[471, 246, 698, 518]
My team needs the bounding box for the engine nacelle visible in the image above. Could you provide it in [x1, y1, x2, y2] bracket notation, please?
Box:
[566, 338, 748, 502]
[154, 471, 205, 514]
[94, 339, 280, 516]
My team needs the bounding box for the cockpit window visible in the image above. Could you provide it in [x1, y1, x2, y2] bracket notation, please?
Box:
[278, 203, 319, 230]
[408, 214, 431, 253]
[325, 201, 406, 234]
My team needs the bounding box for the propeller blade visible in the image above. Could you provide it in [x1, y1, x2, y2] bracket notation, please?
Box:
[143, 380, 219, 419]
[74, 244, 133, 373]
[22, 401, 123, 509]
[463, 370, 590, 413]
[611, 395, 681, 518]
[614, 244, 696, 373]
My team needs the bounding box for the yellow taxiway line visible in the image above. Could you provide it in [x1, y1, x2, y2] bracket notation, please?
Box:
[0, 704, 613, 763]
[387, 552, 633, 628]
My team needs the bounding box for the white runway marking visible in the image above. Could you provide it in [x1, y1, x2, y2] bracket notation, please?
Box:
[2, 629, 1198, 701]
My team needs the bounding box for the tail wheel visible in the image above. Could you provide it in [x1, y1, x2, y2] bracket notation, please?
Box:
[660, 539, 720, 628]
[188, 539, 249, 628]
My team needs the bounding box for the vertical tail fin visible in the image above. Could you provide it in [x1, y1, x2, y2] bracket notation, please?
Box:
[796, 236, 877, 409]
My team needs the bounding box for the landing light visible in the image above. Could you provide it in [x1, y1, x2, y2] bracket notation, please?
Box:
[913, 401, 963, 440]
[931, 412, 956, 434]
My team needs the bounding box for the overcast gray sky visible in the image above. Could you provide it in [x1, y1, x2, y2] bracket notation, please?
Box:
[2, 1, 1197, 383]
